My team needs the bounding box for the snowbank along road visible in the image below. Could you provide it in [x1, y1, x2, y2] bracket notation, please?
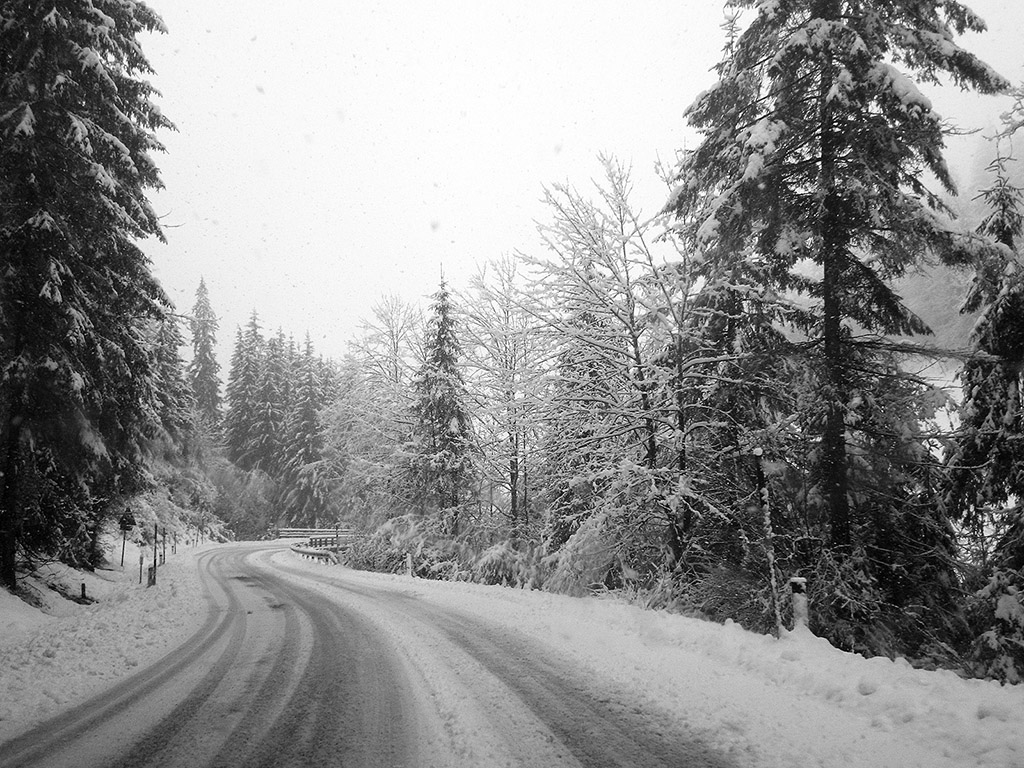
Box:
[1, 542, 734, 768]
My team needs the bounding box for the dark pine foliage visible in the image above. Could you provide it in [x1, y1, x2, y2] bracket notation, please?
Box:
[223, 313, 263, 470]
[945, 150, 1024, 682]
[188, 278, 222, 428]
[664, 0, 1007, 653]
[408, 281, 476, 533]
[0, 0, 173, 587]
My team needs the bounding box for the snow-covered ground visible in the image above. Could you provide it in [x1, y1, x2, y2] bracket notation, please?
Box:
[0, 545, 209, 743]
[2, 542, 1022, 767]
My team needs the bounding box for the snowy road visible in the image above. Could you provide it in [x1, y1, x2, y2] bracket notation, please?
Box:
[1, 542, 733, 768]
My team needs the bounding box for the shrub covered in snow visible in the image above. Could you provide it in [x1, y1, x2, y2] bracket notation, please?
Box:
[344, 513, 475, 580]
[969, 568, 1024, 684]
[544, 512, 618, 596]
[471, 540, 548, 588]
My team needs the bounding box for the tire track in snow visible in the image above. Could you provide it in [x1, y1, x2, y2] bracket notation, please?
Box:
[239, 557, 417, 768]
[1, 549, 238, 768]
[112, 550, 306, 768]
[268, 554, 736, 768]
[2, 544, 738, 768]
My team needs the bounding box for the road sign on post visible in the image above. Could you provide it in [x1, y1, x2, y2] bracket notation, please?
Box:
[119, 510, 136, 567]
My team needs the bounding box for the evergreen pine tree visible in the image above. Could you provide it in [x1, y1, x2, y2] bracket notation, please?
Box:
[223, 313, 264, 469]
[280, 337, 331, 526]
[188, 278, 221, 427]
[947, 151, 1024, 523]
[667, 0, 1005, 554]
[247, 333, 288, 476]
[945, 149, 1024, 681]
[0, 0, 172, 587]
[148, 315, 195, 447]
[664, 1, 1007, 650]
[408, 281, 476, 533]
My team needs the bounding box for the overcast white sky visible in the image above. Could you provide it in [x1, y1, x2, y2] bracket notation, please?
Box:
[140, 0, 1024, 364]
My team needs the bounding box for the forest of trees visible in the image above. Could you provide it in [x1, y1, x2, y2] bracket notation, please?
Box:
[2, 1, 1024, 685]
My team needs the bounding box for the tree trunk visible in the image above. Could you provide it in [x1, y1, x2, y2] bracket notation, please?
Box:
[0, 313, 25, 589]
[816, 0, 852, 551]
[509, 450, 519, 524]
[0, 415, 22, 590]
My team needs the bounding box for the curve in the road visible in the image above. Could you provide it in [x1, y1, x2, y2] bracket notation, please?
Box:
[267, 553, 737, 768]
[2, 544, 738, 768]
[2, 548, 240, 768]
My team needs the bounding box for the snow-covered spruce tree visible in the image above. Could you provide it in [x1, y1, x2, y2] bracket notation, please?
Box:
[147, 314, 195, 449]
[665, 1, 1006, 650]
[946, 150, 1024, 548]
[945, 149, 1024, 682]
[246, 332, 289, 478]
[188, 278, 221, 428]
[407, 281, 476, 534]
[223, 313, 264, 469]
[0, 1, 172, 587]
[279, 337, 331, 526]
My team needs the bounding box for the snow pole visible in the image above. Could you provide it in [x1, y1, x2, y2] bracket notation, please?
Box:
[789, 576, 808, 631]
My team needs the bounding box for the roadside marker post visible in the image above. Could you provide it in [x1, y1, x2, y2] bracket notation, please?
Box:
[789, 576, 809, 631]
[118, 509, 136, 567]
[151, 523, 158, 585]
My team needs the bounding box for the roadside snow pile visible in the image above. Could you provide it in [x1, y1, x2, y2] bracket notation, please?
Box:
[0, 586, 53, 639]
[0, 549, 208, 744]
[280, 554, 1024, 768]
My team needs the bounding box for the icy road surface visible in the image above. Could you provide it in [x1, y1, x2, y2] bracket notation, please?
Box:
[1, 542, 732, 768]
